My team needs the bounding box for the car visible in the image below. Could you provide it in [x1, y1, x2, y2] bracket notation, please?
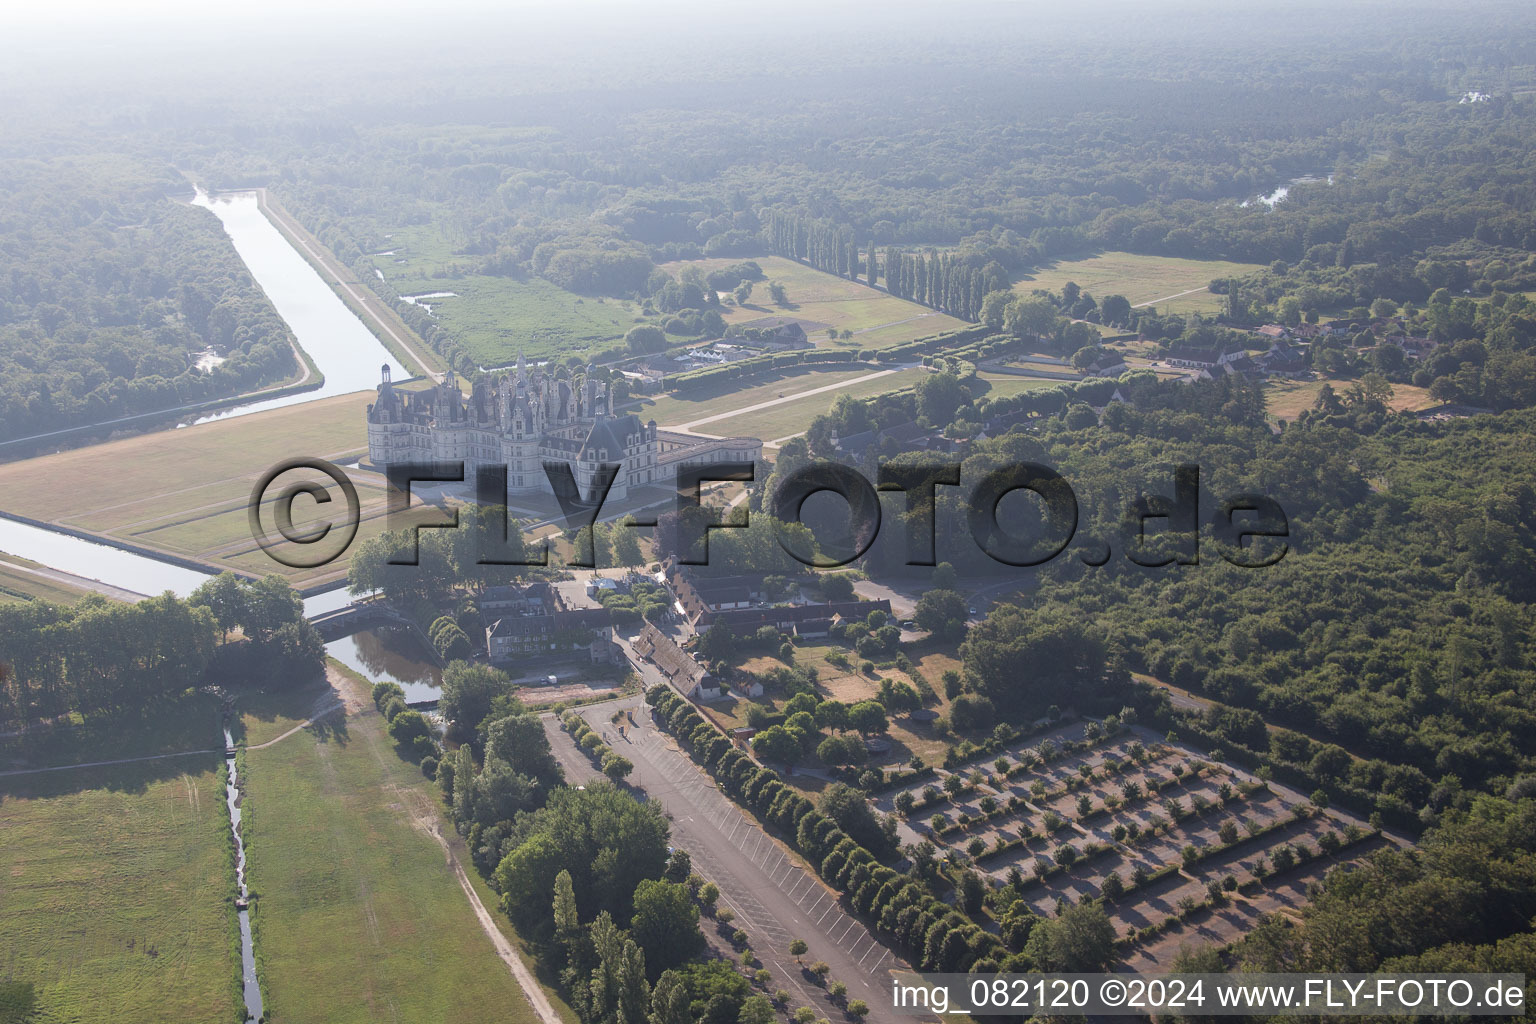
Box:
[968, 607, 978, 615]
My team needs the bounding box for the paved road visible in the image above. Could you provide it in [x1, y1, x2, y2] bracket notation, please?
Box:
[545, 690, 906, 1021]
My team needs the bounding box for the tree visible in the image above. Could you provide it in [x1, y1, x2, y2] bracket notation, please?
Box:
[949, 693, 996, 733]
[916, 371, 966, 425]
[1024, 902, 1116, 971]
[1004, 296, 1060, 341]
[611, 518, 644, 567]
[1100, 294, 1133, 327]
[626, 324, 669, 354]
[190, 571, 245, 640]
[738, 995, 776, 1024]
[820, 573, 855, 602]
[631, 878, 703, 977]
[959, 870, 986, 914]
[768, 281, 788, 305]
[818, 783, 892, 855]
[388, 709, 432, 747]
[914, 588, 968, 641]
[438, 661, 510, 740]
[847, 700, 888, 735]
[241, 574, 304, 643]
[817, 734, 867, 765]
[431, 616, 475, 661]
[789, 938, 808, 959]
[554, 869, 581, 959]
[495, 783, 669, 930]
[603, 752, 635, 782]
[651, 970, 692, 1024]
[588, 910, 651, 1024]
[814, 699, 850, 732]
[485, 712, 563, 787]
[752, 725, 801, 765]
[664, 848, 692, 883]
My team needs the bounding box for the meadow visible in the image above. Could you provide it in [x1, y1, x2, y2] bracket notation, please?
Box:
[240, 666, 556, 1024]
[0, 697, 238, 1024]
[370, 224, 643, 365]
[628, 364, 883, 427]
[1012, 251, 1265, 314]
[658, 256, 969, 347]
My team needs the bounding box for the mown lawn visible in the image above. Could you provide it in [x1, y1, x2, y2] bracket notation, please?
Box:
[240, 669, 552, 1024]
[702, 367, 926, 442]
[0, 701, 238, 1024]
[1013, 251, 1264, 313]
[628, 364, 885, 429]
[0, 394, 416, 589]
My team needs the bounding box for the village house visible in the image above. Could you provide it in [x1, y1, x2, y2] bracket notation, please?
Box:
[635, 621, 721, 700]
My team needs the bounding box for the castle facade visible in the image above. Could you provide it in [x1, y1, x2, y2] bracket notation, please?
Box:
[365, 357, 760, 503]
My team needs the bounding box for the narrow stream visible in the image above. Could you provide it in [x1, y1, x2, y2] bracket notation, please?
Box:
[224, 727, 264, 1023]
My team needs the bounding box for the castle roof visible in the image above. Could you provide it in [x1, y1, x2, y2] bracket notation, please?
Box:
[580, 414, 643, 462]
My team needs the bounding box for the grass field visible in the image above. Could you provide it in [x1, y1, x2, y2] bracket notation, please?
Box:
[0, 394, 399, 589]
[241, 667, 553, 1024]
[370, 222, 642, 365]
[1263, 378, 1437, 421]
[1013, 251, 1265, 314]
[970, 373, 1071, 399]
[698, 367, 927, 443]
[658, 256, 969, 347]
[0, 697, 238, 1024]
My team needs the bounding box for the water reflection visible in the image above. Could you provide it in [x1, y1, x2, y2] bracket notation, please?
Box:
[190, 190, 407, 423]
[325, 626, 442, 704]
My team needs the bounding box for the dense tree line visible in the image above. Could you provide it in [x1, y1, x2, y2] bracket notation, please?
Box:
[0, 158, 297, 439]
[764, 209, 1007, 322]
[0, 574, 317, 724]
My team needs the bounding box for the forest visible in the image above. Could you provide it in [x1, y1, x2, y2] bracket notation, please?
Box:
[0, 157, 298, 440]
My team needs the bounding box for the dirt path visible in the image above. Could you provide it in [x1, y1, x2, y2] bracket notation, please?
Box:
[1133, 285, 1208, 308]
[245, 702, 345, 750]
